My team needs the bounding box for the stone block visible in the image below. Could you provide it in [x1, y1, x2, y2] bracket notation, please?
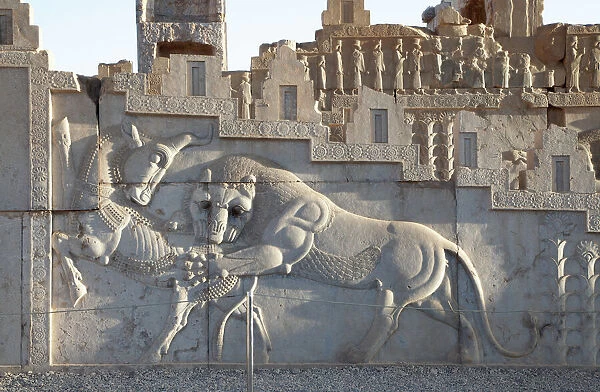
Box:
[0, 0, 39, 50]
[0, 215, 23, 366]
[98, 60, 133, 78]
[0, 67, 31, 211]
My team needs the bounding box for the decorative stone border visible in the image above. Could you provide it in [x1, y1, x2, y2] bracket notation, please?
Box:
[24, 212, 52, 367]
[567, 25, 600, 34]
[398, 93, 503, 109]
[548, 92, 600, 108]
[126, 92, 237, 118]
[491, 190, 600, 212]
[220, 119, 327, 139]
[455, 167, 508, 188]
[521, 92, 549, 108]
[0, 50, 80, 368]
[110, 73, 146, 94]
[311, 142, 418, 164]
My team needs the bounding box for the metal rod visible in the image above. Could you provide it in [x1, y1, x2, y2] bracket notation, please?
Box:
[246, 290, 254, 392]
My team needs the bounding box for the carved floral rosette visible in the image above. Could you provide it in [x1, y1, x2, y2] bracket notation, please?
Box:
[398, 93, 503, 109]
[126, 92, 237, 118]
[220, 119, 327, 139]
[311, 142, 418, 164]
[548, 92, 600, 108]
[455, 167, 509, 188]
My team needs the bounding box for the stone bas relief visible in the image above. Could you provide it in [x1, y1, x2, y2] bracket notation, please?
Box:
[6, 0, 600, 369]
[52, 143, 538, 364]
[173, 155, 539, 364]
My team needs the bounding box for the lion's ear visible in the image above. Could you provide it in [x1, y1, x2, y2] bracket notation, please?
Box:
[240, 175, 256, 199]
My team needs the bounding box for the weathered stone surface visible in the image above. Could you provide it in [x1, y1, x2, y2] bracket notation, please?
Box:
[6, 0, 600, 370]
[0, 215, 23, 366]
[0, 67, 31, 211]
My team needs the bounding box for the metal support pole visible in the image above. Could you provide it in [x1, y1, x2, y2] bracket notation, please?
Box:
[246, 290, 254, 392]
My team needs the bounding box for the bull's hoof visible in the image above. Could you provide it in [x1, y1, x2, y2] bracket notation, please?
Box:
[70, 280, 88, 307]
[338, 345, 369, 364]
[140, 349, 163, 364]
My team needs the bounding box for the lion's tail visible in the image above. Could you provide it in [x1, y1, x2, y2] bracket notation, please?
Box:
[454, 246, 539, 358]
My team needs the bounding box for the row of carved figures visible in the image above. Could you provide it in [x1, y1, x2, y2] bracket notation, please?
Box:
[232, 38, 540, 119]
[566, 35, 600, 92]
[297, 37, 535, 94]
[300, 37, 533, 94]
[224, 35, 600, 120]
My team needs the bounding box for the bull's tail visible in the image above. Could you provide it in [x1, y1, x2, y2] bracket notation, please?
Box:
[453, 245, 539, 358]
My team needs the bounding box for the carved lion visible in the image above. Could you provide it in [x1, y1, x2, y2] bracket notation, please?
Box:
[192, 155, 538, 363]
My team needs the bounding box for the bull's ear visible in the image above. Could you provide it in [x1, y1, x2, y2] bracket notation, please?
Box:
[199, 168, 212, 183]
[240, 175, 256, 198]
[121, 122, 144, 148]
[241, 175, 256, 185]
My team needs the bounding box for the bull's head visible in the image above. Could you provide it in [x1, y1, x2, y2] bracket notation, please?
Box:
[121, 122, 213, 206]
[190, 169, 256, 245]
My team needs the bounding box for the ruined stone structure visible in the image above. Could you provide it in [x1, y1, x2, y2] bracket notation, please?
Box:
[2, 0, 600, 369]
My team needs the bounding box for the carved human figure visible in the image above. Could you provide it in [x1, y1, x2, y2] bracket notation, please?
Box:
[452, 37, 464, 84]
[394, 39, 405, 93]
[469, 57, 485, 89]
[300, 55, 310, 81]
[431, 37, 443, 88]
[566, 36, 584, 92]
[317, 55, 327, 91]
[317, 90, 326, 110]
[239, 72, 252, 119]
[407, 38, 423, 90]
[351, 40, 365, 95]
[496, 51, 511, 88]
[519, 53, 533, 89]
[592, 36, 600, 89]
[547, 69, 555, 88]
[503, 150, 528, 190]
[373, 40, 385, 91]
[334, 41, 344, 94]
[472, 38, 489, 88]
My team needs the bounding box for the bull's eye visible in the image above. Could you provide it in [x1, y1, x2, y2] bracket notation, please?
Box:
[197, 200, 211, 210]
[230, 205, 245, 217]
[150, 150, 168, 168]
[150, 153, 161, 164]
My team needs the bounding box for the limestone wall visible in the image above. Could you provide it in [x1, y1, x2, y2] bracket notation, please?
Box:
[3, 0, 600, 370]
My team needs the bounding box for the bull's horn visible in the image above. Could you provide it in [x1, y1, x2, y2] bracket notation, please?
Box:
[169, 125, 214, 151]
[122, 122, 144, 148]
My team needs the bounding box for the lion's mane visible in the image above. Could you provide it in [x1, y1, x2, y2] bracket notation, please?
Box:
[201, 155, 330, 244]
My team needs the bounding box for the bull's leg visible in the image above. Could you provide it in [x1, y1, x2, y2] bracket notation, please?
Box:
[52, 232, 88, 306]
[415, 276, 481, 363]
[211, 297, 247, 362]
[141, 283, 198, 363]
[252, 305, 273, 355]
[339, 288, 403, 364]
[210, 302, 273, 363]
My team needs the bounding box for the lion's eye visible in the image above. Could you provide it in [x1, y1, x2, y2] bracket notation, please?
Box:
[197, 201, 211, 210]
[230, 205, 245, 217]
